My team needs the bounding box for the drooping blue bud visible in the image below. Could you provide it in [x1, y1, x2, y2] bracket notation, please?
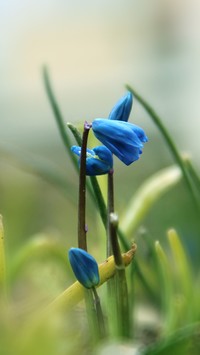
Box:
[68, 248, 100, 289]
[92, 119, 148, 166]
[71, 145, 113, 176]
[108, 91, 133, 122]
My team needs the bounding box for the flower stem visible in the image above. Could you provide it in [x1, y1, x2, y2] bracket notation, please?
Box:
[107, 170, 114, 257]
[84, 288, 99, 345]
[107, 171, 130, 338]
[106, 170, 117, 335]
[77, 122, 106, 342]
[92, 287, 106, 338]
[78, 122, 91, 250]
[109, 212, 131, 338]
[67, 122, 108, 227]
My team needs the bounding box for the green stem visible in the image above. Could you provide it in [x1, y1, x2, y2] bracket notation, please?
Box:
[107, 170, 114, 257]
[84, 289, 100, 345]
[183, 157, 200, 196]
[78, 122, 91, 250]
[107, 170, 130, 337]
[92, 287, 106, 338]
[109, 212, 130, 338]
[126, 85, 200, 216]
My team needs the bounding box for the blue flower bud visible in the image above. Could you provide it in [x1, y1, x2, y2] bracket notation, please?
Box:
[68, 248, 100, 288]
[92, 119, 148, 166]
[108, 91, 133, 122]
[71, 145, 113, 176]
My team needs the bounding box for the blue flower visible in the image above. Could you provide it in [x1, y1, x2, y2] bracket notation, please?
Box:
[92, 119, 148, 165]
[68, 248, 100, 289]
[108, 91, 133, 122]
[71, 145, 113, 176]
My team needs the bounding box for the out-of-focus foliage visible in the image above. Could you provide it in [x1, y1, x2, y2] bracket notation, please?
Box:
[1, 67, 200, 354]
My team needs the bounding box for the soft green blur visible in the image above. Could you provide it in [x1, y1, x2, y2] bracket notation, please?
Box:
[1, 1, 200, 354]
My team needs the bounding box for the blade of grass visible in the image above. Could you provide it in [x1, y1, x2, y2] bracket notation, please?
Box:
[144, 322, 200, 355]
[183, 155, 200, 196]
[42, 68, 96, 204]
[42, 67, 78, 170]
[120, 165, 181, 236]
[167, 229, 194, 322]
[0, 215, 6, 298]
[126, 85, 200, 216]
[155, 241, 175, 334]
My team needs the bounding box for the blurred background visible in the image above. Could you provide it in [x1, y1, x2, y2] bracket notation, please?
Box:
[1, 0, 200, 301]
[1, 0, 200, 148]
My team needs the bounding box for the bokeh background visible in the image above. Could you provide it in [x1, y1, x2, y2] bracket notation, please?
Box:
[1, 0, 200, 305]
[1, 0, 200, 149]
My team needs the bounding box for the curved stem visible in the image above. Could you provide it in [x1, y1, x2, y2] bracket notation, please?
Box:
[126, 85, 200, 216]
[42, 67, 78, 170]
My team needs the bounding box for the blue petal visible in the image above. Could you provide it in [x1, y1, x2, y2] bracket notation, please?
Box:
[93, 120, 143, 147]
[92, 119, 146, 165]
[68, 248, 99, 288]
[71, 144, 113, 175]
[93, 146, 113, 167]
[131, 124, 149, 143]
[86, 157, 111, 175]
[108, 92, 133, 122]
[71, 146, 95, 158]
[71, 145, 81, 157]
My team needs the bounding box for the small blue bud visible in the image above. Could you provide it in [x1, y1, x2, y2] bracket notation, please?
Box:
[108, 92, 133, 122]
[71, 145, 113, 176]
[68, 248, 100, 289]
[92, 119, 148, 166]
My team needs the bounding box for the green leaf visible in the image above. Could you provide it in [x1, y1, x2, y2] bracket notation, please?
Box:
[126, 85, 200, 218]
[120, 165, 181, 236]
[144, 323, 200, 355]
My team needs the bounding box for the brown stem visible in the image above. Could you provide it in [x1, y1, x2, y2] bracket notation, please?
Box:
[78, 122, 91, 250]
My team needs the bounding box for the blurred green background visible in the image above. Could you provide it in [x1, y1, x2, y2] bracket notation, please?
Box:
[1, 0, 200, 317]
[1, 2, 200, 354]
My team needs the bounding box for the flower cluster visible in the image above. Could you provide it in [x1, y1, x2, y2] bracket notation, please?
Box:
[69, 92, 148, 287]
[71, 91, 148, 173]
